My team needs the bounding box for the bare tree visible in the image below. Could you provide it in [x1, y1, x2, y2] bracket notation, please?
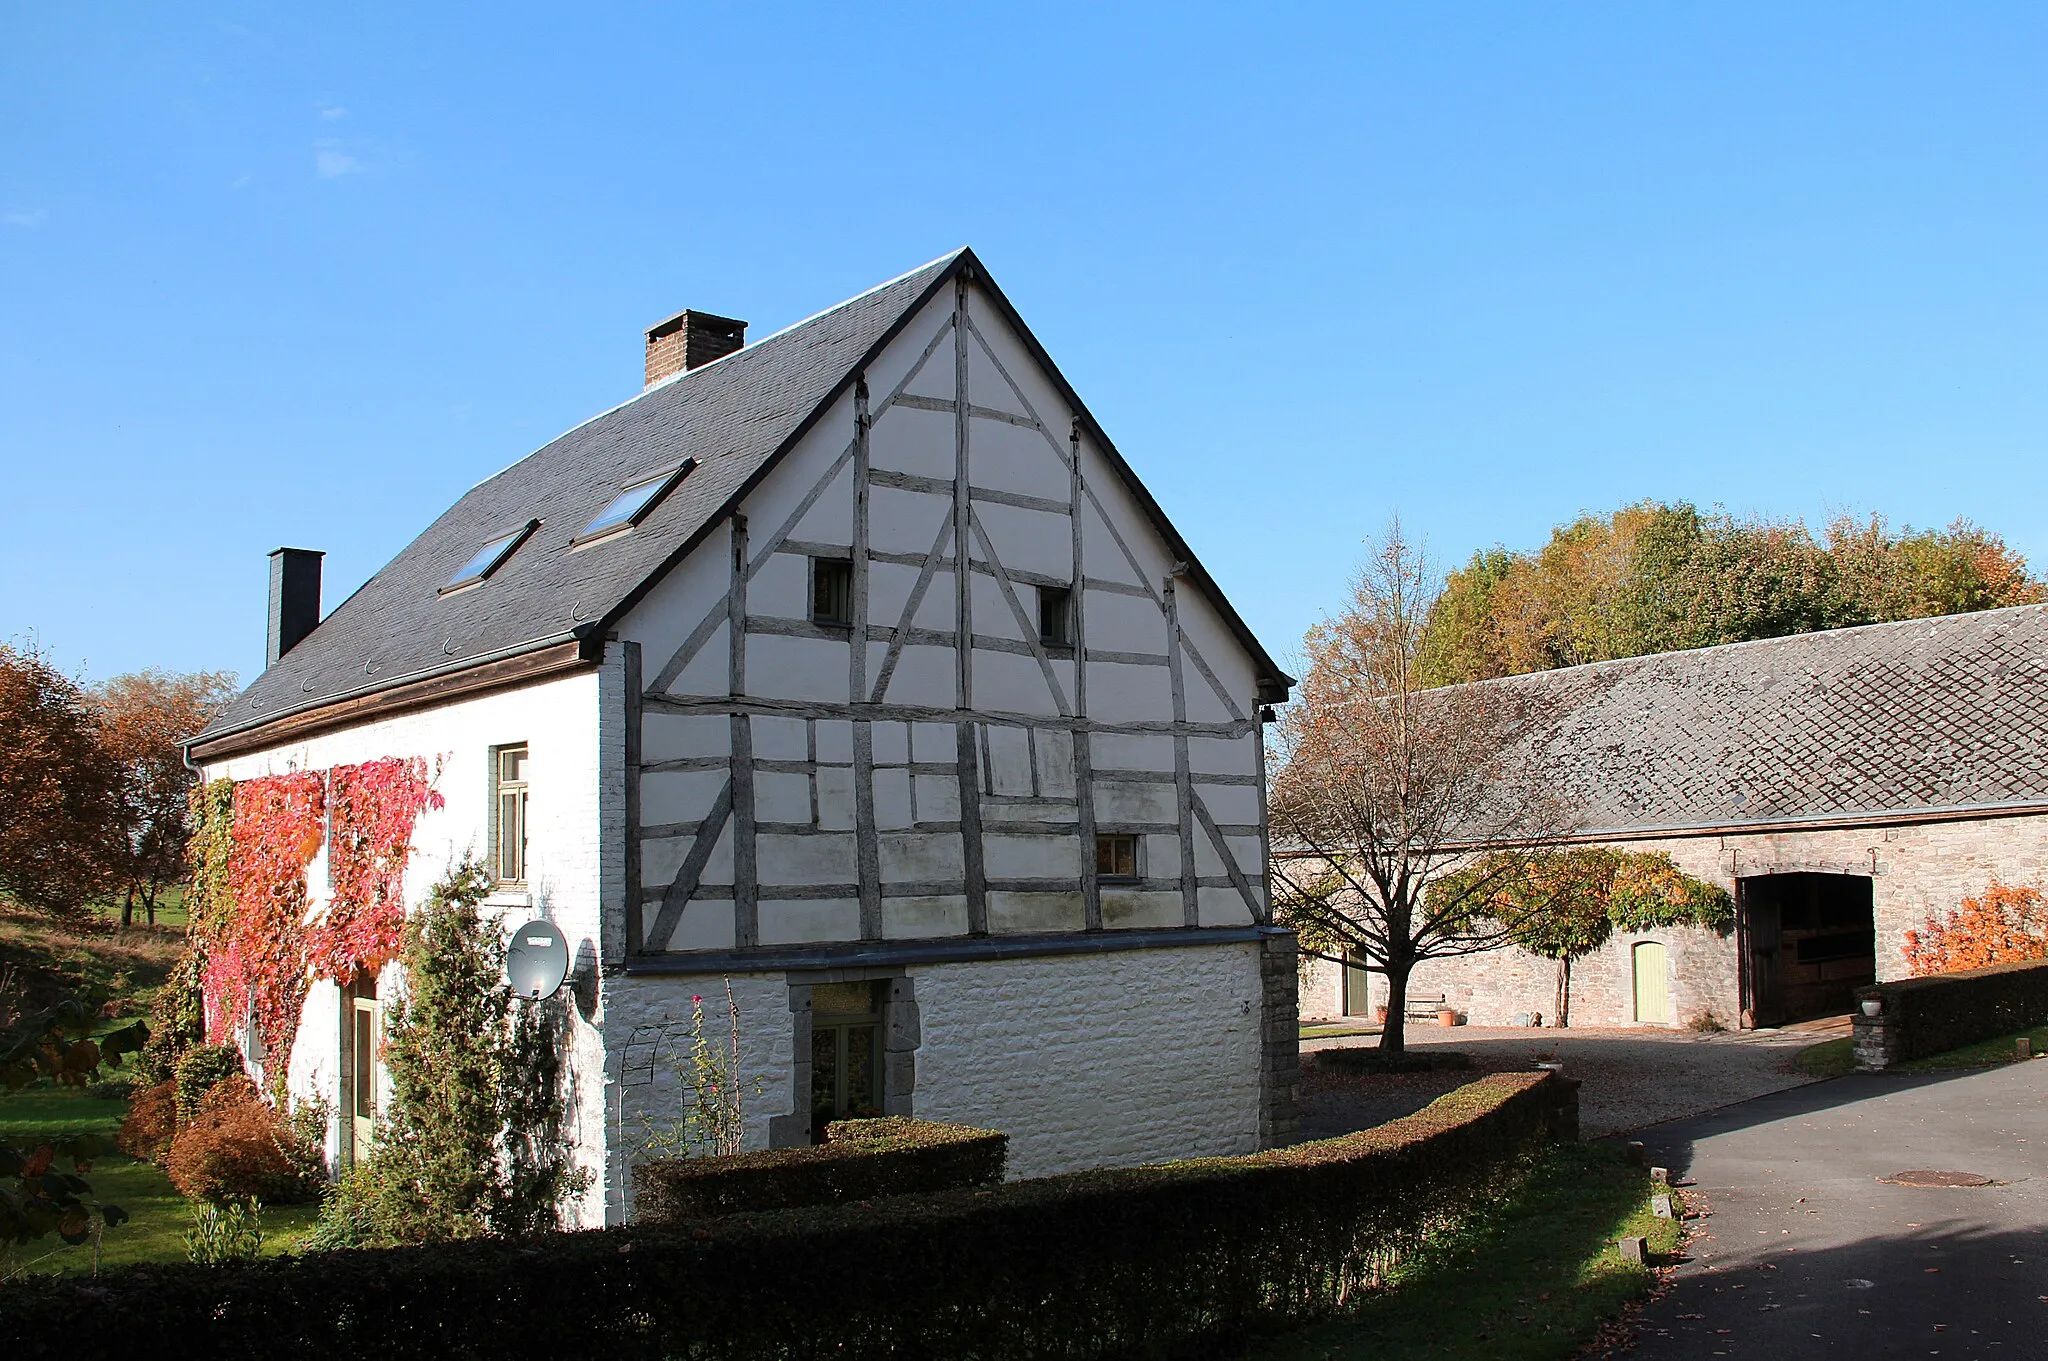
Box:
[1268, 523, 1575, 1052]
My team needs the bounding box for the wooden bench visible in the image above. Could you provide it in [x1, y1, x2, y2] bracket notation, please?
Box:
[1403, 993, 1449, 1021]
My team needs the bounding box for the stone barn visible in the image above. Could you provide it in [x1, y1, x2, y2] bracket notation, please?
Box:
[188, 249, 1297, 1226]
[1302, 605, 2048, 1029]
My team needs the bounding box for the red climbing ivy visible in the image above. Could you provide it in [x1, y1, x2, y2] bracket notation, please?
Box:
[206, 772, 326, 1068]
[192, 759, 445, 1086]
[310, 757, 445, 982]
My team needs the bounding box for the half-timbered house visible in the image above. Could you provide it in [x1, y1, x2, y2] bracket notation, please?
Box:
[188, 249, 1297, 1225]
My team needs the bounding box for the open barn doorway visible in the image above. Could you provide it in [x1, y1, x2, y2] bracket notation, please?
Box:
[1737, 872, 1877, 1027]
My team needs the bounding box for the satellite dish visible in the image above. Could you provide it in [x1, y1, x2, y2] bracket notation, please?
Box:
[506, 919, 570, 1000]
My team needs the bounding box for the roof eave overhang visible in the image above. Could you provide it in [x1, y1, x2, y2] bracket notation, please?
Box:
[187, 628, 603, 765]
[1265, 796, 2048, 858]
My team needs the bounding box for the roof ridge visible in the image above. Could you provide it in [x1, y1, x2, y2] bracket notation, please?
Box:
[1456, 599, 2048, 694]
[462, 250, 970, 497]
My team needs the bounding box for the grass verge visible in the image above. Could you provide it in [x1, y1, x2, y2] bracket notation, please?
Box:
[1796, 1020, 2048, 1078]
[1235, 1142, 1680, 1361]
[1300, 1022, 1383, 1040]
[1, 1079, 317, 1275]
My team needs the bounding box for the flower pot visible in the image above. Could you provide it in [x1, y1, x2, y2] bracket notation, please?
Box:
[1860, 998, 1883, 1017]
[1373, 1006, 1389, 1026]
[1436, 1008, 1458, 1027]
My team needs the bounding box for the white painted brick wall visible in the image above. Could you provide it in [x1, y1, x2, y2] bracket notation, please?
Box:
[914, 943, 1264, 1179]
[606, 941, 1264, 1214]
[203, 670, 612, 1228]
[604, 972, 800, 1222]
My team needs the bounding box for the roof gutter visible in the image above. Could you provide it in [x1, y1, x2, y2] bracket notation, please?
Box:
[186, 625, 604, 766]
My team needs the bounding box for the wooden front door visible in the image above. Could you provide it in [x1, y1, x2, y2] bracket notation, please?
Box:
[348, 992, 380, 1163]
[1632, 942, 1670, 1025]
[1342, 953, 1374, 1017]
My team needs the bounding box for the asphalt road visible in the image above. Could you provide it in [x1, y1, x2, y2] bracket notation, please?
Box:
[1619, 1060, 2048, 1360]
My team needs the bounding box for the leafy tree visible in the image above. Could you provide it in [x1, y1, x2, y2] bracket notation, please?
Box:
[1419, 503, 2045, 685]
[1434, 848, 1733, 1027]
[91, 669, 237, 926]
[0, 642, 126, 920]
[1271, 524, 1575, 1053]
[1, 979, 148, 1276]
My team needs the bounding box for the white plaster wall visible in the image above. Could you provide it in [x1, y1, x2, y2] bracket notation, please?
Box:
[202, 669, 611, 1228]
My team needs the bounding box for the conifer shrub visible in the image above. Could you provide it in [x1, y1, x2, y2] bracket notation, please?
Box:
[304, 857, 580, 1248]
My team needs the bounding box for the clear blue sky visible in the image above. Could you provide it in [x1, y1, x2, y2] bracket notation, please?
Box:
[5, 4, 2045, 687]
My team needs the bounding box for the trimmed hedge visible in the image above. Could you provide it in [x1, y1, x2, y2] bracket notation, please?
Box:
[1861, 958, 2048, 1063]
[0, 1072, 1577, 1361]
[635, 1117, 1008, 1223]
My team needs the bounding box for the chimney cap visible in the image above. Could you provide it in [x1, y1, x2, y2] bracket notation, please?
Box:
[268, 546, 325, 559]
[644, 308, 746, 341]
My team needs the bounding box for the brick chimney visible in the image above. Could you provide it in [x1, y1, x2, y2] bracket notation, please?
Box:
[644, 309, 746, 388]
[267, 547, 323, 667]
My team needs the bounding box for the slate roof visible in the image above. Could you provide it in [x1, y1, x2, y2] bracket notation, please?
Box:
[1481, 603, 2048, 836]
[197, 249, 1290, 748]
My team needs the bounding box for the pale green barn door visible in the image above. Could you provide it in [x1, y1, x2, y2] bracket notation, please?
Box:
[1633, 942, 1670, 1024]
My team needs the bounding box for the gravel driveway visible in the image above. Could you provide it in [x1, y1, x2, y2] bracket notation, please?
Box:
[1300, 1022, 1841, 1140]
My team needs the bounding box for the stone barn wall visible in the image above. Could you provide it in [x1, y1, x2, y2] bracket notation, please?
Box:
[1300, 810, 2048, 1028]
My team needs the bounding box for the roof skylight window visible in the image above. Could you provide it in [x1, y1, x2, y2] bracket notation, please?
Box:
[442, 520, 539, 594]
[579, 460, 694, 543]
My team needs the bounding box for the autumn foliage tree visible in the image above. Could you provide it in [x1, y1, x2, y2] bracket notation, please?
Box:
[0, 642, 125, 920]
[1419, 503, 2045, 685]
[1903, 881, 2048, 976]
[92, 669, 237, 926]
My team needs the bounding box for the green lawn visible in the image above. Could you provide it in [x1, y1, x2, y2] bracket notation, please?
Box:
[1796, 1021, 2048, 1078]
[0, 899, 183, 1008]
[1300, 1022, 1383, 1040]
[1238, 1143, 1681, 1361]
[87, 884, 189, 935]
[1, 1077, 319, 1275]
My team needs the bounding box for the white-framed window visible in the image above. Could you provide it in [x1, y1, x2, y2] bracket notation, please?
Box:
[492, 744, 530, 885]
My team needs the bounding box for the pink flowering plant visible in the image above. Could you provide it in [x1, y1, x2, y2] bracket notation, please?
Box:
[635, 980, 759, 1160]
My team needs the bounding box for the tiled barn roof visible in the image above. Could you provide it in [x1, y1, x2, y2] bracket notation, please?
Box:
[1477, 603, 2048, 836]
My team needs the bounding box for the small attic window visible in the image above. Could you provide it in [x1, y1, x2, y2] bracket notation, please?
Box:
[442, 520, 539, 594]
[578, 460, 695, 544]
